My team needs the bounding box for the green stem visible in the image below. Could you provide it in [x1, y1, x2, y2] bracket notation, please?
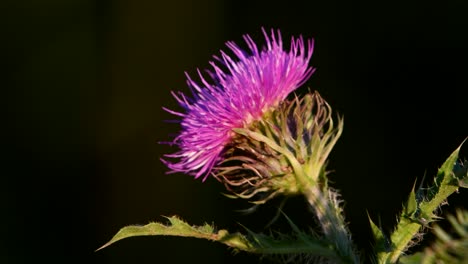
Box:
[303, 183, 359, 263]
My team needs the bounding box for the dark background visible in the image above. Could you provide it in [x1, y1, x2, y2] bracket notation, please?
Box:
[3, 0, 467, 263]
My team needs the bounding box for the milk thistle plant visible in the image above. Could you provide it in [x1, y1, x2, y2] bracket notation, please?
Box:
[99, 29, 468, 263]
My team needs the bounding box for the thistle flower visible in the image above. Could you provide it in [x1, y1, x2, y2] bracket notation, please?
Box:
[217, 92, 343, 204]
[162, 28, 315, 180]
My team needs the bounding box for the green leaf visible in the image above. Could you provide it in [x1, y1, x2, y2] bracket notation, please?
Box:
[399, 209, 468, 264]
[97, 215, 340, 261]
[97, 216, 251, 252]
[419, 139, 467, 216]
[368, 212, 390, 254]
[376, 139, 467, 263]
[405, 180, 418, 216]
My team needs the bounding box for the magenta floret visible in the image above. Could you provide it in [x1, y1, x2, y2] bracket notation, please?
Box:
[162, 28, 315, 180]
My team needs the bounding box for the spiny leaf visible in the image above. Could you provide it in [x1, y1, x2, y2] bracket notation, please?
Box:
[400, 209, 468, 264]
[376, 139, 467, 263]
[419, 139, 467, 215]
[368, 212, 390, 254]
[405, 180, 418, 216]
[97, 215, 341, 261]
[241, 215, 343, 261]
[97, 216, 250, 252]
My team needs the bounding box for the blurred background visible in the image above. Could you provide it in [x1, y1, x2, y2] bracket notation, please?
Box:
[2, 0, 468, 263]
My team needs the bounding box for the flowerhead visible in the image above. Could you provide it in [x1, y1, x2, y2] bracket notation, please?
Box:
[162, 28, 315, 181]
[217, 92, 343, 204]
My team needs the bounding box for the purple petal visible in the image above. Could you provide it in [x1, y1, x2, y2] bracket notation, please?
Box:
[163, 28, 315, 181]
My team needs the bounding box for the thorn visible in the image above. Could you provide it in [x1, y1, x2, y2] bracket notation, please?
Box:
[264, 197, 289, 229]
